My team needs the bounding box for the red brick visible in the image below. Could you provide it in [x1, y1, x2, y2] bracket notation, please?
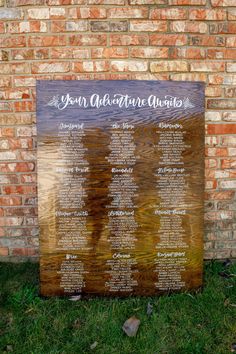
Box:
[205, 179, 217, 190]
[130, 47, 168, 59]
[205, 86, 222, 97]
[32, 62, 70, 74]
[0, 88, 30, 100]
[14, 77, 36, 87]
[24, 217, 38, 226]
[226, 36, 236, 47]
[0, 162, 35, 173]
[91, 20, 124, 32]
[0, 174, 19, 184]
[0, 248, 8, 256]
[189, 9, 226, 20]
[221, 159, 236, 169]
[189, 35, 225, 46]
[69, 34, 107, 46]
[50, 20, 66, 32]
[88, 20, 127, 32]
[28, 8, 49, 19]
[8, 21, 48, 33]
[91, 47, 128, 59]
[0, 114, 34, 126]
[222, 111, 236, 120]
[0, 127, 15, 137]
[170, 21, 207, 33]
[205, 158, 218, 168]
[107, 8, 147, 18]
[190, 62, 225, 72]
[150, 34, 187, 46]
[207, 124, 236, 135]
[21, 138, 34, 149]
[69, 74, 92, 80]
[223, 75, 236, 85]
[224, 87, 235, 100]
[0, 63, 30, 75]
[5, 207, 37, 217]
[205, 136, 220, 146]
[111, 60, 148, 72]
[0, 219, 5, 227]
[228, 9, 236, 20]
[150, 60, 188, 72]
[206, 147, 228, 156]
[90, 0, 124, 3]
[0, 151, 16, 160]
[52, 20, 88, 32]
[131, 73, 169, 80]
[211, 0, 236, 6]
[227, 63, 236, 72]
[221, 135, 236, 146]
[47, 0, 85, 4]
[170, 48, 205, 59]
[170, 73, 207, 82]
[228, 148, 236, 156]
[49, 8, 66, 19]
[130, 20, 167, 32]
[208, 74, 224, 85]
[11, 248, 38, 256]
[0, 78, 11, 87]
[73, 61, 109, 72]
[12, 48, 49, 61]
[2, 186, 36, 195]
[150, 8, 187, 20]
[14, 101, 34, 112]
[0, 23, 4, 34]
[210, 22, 236, 34]
[0, 196, 22, 206]
[207, 99, 236, 109]
[207, 49, 224, 59]
[16, 126, 34, 137]
[205, 211, 233, 221]
[28, 35, 67, 47]
[77, 7, 107, 19]
[7, 0, 42, 7]
[110, 34, 148, 46]
[205, 169, 216, 178]
[53, 74, 77, 80]
[169, 0, 206, 3]
[0, 36, 26, 48]
[51, 48, 89, 59]
[19, 151, 36, 160]
[129, 0, 165, 3]
[8, 137, 32, 150]
[0, 50, 9, 62]
[0, 102, 13, 113]
[229, 170, 236, 177]
[21, 174, 37, 184]
[0, 8, 22, 19]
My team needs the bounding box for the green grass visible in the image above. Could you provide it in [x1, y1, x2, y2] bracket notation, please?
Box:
[0, 261, 236, 354]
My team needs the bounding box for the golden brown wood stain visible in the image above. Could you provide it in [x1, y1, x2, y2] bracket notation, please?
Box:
[37, 80, 204, 297]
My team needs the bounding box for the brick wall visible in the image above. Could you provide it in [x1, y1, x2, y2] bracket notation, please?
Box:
[0, 0, 235, 261]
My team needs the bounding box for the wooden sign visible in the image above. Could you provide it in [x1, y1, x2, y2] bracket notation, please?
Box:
[37, 80, 205, 297]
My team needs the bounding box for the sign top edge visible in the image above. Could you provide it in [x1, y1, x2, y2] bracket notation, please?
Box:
[36, 79, 206, 86]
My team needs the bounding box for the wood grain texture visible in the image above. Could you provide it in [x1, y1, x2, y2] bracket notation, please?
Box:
[37, 80, 205, 297]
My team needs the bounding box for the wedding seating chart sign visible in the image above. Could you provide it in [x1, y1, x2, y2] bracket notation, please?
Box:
[37, 80, 205, 297]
